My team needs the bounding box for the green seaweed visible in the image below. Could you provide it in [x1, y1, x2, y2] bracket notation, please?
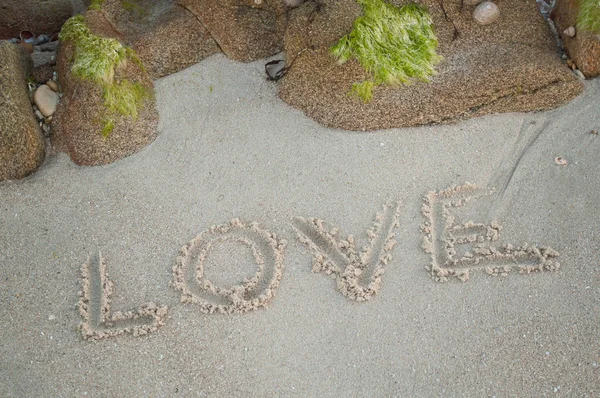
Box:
[88, 0, 105, 11]
[331, 0, 441, 102]
[577, 0, 600, 33]
[59, 15, 151, 136]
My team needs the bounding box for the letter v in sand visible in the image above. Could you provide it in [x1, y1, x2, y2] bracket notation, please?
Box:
[77, 252, 168, 340]
[292, 202, 402, 301]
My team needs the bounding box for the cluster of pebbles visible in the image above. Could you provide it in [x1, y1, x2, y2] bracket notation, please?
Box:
[6, 31, 61, 138]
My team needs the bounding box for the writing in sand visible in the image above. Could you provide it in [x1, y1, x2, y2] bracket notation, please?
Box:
[77, 184, 560, 340]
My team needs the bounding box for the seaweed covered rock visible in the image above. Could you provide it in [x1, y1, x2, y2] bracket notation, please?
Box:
[0, 42, 46, 181]
[76, 0, 221, 79]
[279, 0, 584, 130]
[552, 0, 600, 78]
[0, 0, 86, 40]
[52, 13, 158, 166]
[178, 0, 288, 62]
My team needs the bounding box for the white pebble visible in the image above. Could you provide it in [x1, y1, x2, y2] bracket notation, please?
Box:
[473, 1, 500, 25]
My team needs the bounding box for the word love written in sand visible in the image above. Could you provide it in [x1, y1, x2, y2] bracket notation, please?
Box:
[77, 184, 560, 340]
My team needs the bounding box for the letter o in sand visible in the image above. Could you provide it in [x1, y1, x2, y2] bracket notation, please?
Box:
[171, 219, 286, 314]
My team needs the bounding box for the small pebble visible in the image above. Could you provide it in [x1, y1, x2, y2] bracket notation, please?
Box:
[555, 157, 568, 166]
[48, 314, 56, 320]
[473, 1, 500, 25]
[284, 0, 305, 6]
[46, 80, 58, 92]
[34, 110, 44, 120]
[574, 69, 586, 80]
[563, 26, 576, 37]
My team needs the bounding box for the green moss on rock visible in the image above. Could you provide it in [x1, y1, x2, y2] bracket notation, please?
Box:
[331, 0, 441, 102]
[577, 0, 600, 33]
[88, 0, 105, 11]
[59, 15, 151, 136]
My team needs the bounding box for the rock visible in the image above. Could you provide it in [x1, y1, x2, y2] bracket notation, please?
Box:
[179, 0, 287, 62]
[34, 34, 50, 45]
[31, 51, 56, 68]
[552, 0, 600, 78]
[131, 6, 221, 79]
[35, 41, 59, 52]
[35, 110, 44, 120]
[46, 80, 59, 92]
[0, 0, 82, 40]
[563, 26, 576, 37]
[279, 0, 583, 130]
[0, 42, 45, 181]
[52, 13, 158, 166]
[285, 0, 306, 7]
[34, 85, 59, 117]
[473, 1, 500, 25]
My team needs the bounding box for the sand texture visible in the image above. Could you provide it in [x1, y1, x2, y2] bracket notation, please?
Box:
[1, 55, 599, 396]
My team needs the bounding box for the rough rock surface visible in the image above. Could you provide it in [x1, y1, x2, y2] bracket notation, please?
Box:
[178, 0, 287, 62]
[0, 0, 87, 40]
[52, 12, 158, 166]
[81, 0, 221, 79]
[552, 0, 600, 78]
[132, 6, 221, 79]
[0, 42, 45, 181]
[279, 0, 584, 130]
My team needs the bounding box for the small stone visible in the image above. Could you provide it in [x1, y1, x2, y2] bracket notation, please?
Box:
[284, 0, 305, 6]
[35, 41, 59, 52]
[473, 1, 500, 25]
[34, 110, 44, 120]
[563, 26, 576, 38]
[48, 314, 56, 320]
[33, 85, 59, 117]
[46, 80, 58, 92]
[555, 157, 568, 166]
[42, 124, 51, 137]
[34, 35, 50, 46]
[574, 69, 586, 80]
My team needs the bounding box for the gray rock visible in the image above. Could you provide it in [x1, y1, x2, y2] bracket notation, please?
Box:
[34, 41, 59, 52]
[31, 51, 56, 68]
[284, 0, 306, 7]
[34, 84, 59, 117]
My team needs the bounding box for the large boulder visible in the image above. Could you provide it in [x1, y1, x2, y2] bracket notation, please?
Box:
[178, 0, 288, 62]
[279, 0, 584, 130]
[131, 6, 221, 79]
[0, 42, 46, 181]
[552, 0, 600, 78]
[0, 0, 88, 39]
[52, 13, 158, 166]
[78, 0, 221, 79]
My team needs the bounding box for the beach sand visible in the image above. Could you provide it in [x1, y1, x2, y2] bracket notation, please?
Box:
[1, 54, 599, 396]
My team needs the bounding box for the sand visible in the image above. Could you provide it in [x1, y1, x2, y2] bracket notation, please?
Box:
[1, 54, 599, 396]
